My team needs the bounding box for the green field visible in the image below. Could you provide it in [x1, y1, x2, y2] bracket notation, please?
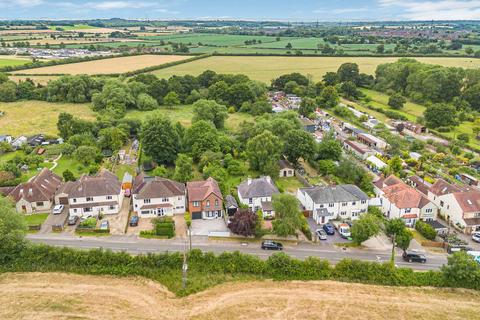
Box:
[152, 56, 480, 83]
[48, 24, 97, 31]
[139, 33, 279, 46]
[0, 101, 96, 136]
[0, 58, 30, 68]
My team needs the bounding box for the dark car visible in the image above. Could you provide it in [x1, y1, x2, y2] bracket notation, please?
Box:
[402, 251, 427, 263]
[129, 215, 139, 227]
[261, 240, 283, 250]
[67, 215, 79, 226]
[322, 223, 335, 235]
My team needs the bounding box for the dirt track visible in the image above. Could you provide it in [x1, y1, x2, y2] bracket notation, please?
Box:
[1, 272, 479, 320]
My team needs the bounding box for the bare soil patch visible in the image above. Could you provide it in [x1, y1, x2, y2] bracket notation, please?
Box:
[1, 272, 479, 320]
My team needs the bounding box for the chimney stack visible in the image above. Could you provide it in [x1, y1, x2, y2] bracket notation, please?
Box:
[247, 177, 252, 185]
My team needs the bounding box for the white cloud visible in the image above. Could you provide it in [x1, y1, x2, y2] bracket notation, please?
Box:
[379, 0, 480, 20]
[314, 7, 369, 14]
[0, 0, 43, 7]
[84, 1, 155, 10]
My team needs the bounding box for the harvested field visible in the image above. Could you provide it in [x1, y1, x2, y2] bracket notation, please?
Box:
[9, 75, 58, 85]
[152, 56, 480, 82]
[8, 38, 143, 46]
[0, 101, 96, 136]
[13, 54, 193, 75]
[1, 272, 479, 320]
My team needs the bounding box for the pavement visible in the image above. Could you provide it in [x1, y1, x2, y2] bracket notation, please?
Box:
[26, 233, 448, 271]
[39, 209, 68, 234]
[190, 218, 228, 236]
[108, 197, 131, 235]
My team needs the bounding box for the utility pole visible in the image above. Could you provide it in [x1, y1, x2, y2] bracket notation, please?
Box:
[390, 233, 396, 266]
[182, 241, 188, 289]
[188, 225, 192, 251]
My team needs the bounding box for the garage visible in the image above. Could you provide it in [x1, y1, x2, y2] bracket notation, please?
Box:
[58, 197, 69, 205]
[192, 212, 202, 220]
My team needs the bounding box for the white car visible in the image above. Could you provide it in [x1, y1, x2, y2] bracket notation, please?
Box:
[472, 232, 480, 243]
[315, 229, 328, 240]
[52, 205, 64, 215]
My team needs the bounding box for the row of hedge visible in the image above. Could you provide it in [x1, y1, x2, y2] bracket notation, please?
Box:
[2, 244, 479, 296]
[415, 221, 437, 241]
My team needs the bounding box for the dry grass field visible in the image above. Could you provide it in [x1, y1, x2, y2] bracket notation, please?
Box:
[0, 101, 96, 136]
[13, 54, 193, 75]
[1, 272, 479, 320]
[7, 38, 143, 46]
[9, 75, 59, 85]
[152, 56, 480, 82]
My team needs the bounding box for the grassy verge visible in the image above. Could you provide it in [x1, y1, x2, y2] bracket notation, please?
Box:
[75, 231, 111, 237]
[24, 213, 49, 226]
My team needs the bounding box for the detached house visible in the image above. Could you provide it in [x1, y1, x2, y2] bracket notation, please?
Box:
[428, 179, 480, 234]
[8, 168, 62, 213]
[343, 139, 375, 160]
[132, 174, 186, 218]
[187, 177, 223, 220]
[378, 175, 437, 227]
[279, 159, 295, 177]
[238, 176, 280, 218]
[63, 169, 123, 217]
[297, 184, 369, 224]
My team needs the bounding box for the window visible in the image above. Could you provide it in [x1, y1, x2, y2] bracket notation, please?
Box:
[215, 199, 218, 206]
[340, 211, 346, 216]
[73, 198, 77, 203]
[109, 206, 115, 210]
[319, 204, 324, 208]
[425, 208, 433, 213]
[361, 200, 366, 204]
[342, 202, 347, 207]
[206, 200, 210, 207]
[474, 212, 480, 218]
[84, 207, 92, 212]
[205, 211, 216, 218]
[86, 197, 93, 202]
[141, 210, 150, 215]
[328, 203, 334, 208]
[106, 195, 112, 200]
[162, 198, 168, 202]
[36, 201, 43, 206]
[352, 211, 359, 217]
[73, 209, 77, 213]
[178, 197, 182, 200]
[351, 202, 356, 206]
[405, 208, 411, 213]
[193, 201, 200, 207]
[134, 204, 138, 208]
[249, 198, 253, 204]
[440, 201, 444, 207]
[144, 199, 151, 204]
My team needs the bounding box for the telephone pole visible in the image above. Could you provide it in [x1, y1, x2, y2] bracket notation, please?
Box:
[182, 241, 188, 289]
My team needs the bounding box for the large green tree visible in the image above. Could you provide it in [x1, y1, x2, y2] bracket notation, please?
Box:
[351, 213, 381, 245]
[272, 194, 303, 237]
[337, 62, 360, 84]
[388, 93, 407, 110]
[173, 154, 193, 183]
[284, 129, 316, 164]
[318, 86, 339, 108]
[246, 130, 282, 176]
[183, 120, 220, 161]
[424, 103, 458, 128]
[192, 99, 228, 129]
[140, 113, 180, 165]
[0, 196, 27, 264]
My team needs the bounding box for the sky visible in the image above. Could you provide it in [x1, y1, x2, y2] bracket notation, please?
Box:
[1, 0, 480, 21]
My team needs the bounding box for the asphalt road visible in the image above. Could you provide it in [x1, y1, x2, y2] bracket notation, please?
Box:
[27, 234, 448, 271]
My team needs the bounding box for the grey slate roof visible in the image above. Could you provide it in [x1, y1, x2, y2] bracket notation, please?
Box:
[300, 184, 369, 204]
[238, 176, 280, 199]
[225, 195, 238, 208]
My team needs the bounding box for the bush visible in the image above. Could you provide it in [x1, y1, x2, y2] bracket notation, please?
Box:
[184, 212, 192, 228]
[415, 220, 437, 241]
[78, 217, 96, 229]
[152, 218, 175, 238]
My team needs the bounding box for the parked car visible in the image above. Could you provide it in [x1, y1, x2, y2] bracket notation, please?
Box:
[402, 250, 427, 263]
[99, 220, 109, 230]
[322, 223, 335, 235]
[448, 245, 473, 254]
[338, 223, 351, 239]
[67, 215, 79, 226]
[125, 189, 131, 197]
[472, 231, 480, 243]
[129, 215, 139, 227]
[261, 240, 283, 250]
[315, 229, 328, 240]
[52, 205, 64, 215]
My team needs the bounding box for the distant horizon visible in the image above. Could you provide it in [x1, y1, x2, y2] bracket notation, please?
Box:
[1, 0, 480, 21]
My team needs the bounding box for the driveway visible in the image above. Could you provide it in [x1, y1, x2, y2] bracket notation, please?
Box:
[307, 218, 349, 245]
[108, 197, 131, 235]
[39, 208, 68, 234]
[126, 217, 154, 235]
[191, 219, 228, 236]
[173, 215, 187, 239]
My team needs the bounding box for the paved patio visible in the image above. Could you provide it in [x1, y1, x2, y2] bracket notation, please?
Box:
[191, 218, 228, 236]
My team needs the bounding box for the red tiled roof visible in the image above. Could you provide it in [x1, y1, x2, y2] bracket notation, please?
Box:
[453, 191, 480, 213]
[186, 177, 222, 202]
[429, 179, 464, 196]
[9, 168, 62, 203]
[382, 181, 432, 209]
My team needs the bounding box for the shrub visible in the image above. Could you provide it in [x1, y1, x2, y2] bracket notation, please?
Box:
[415, 220, 437, 241]
[78, 217, 96, 229]
[184, 212, 192, 228]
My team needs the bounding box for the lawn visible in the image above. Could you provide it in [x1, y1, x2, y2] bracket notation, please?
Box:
[24, 213, 49, 226]
[139, 33, 279, 46]
[275, 177, 304, 193]
[0, 57, 30, 68]
[152, 56, 480, 83]
[52, 156, 89, 178]
[361, 88, 426, 119]
[114, 164, 136, 180]
[0, 101, 96, 136]
[126, 105, 254, 131]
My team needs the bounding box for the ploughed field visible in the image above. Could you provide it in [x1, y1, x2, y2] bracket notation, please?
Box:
[12, 54, 193, 75]
[1, 272, 479, 320]
[152, 55, 480, 82]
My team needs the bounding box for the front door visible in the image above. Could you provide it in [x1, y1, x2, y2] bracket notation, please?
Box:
[321, 216, 325, 224]
[21, 205, 26, 212]
[157, 208, 165, 216]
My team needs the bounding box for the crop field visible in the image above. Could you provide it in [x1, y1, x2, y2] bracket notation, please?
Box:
[12, 54, 193, 75]
[1, 273, 479, 320]
[9, 75, 58, 85]
[48, 24, 98, 31]
[152, 55, 480, 83]
[139, 33, 279, 46]
[0, 101, 96, 136]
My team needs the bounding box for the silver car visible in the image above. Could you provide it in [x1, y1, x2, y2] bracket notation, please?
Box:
[316, 229, 328, 240]
[52, 205, 64, 215]
[472, 232, 480, 243]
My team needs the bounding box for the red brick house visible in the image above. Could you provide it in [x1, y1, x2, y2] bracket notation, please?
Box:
[186, 177, 223, 219]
